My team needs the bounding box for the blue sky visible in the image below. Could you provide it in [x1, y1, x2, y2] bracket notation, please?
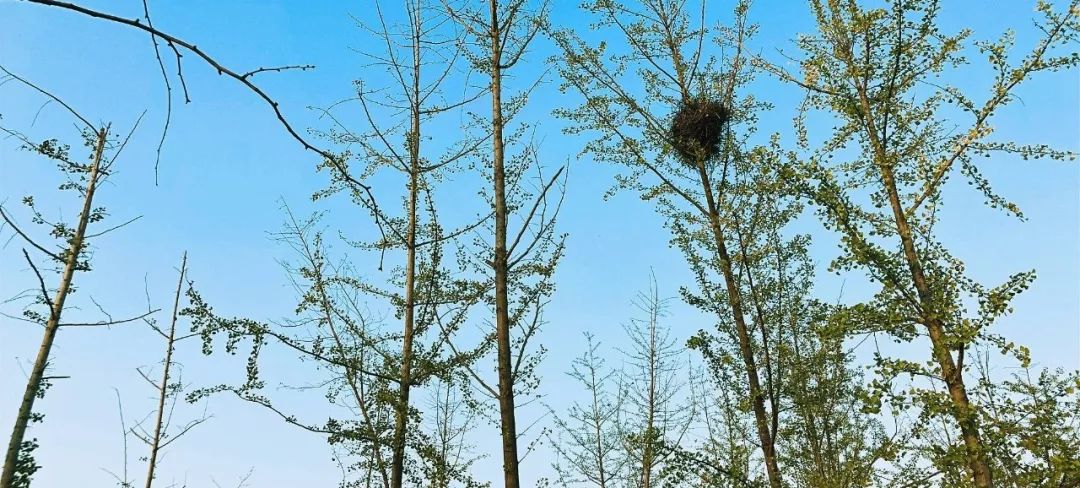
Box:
[1, 1, 1077, 486]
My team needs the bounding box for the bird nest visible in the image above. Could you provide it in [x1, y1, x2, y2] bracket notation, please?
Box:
[669, 97, 730, 166]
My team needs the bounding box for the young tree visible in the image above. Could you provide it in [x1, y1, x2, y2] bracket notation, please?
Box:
[618, 281, 696, 488]
[548, 281, 697, 488]
[165, 1, 494, 484]
[420, 377, 486, 488]
[134, 253, 208, 488]
[0, 67, 155, 488]
[970, 355, 1080, 487]
[760, 1, 1079, 485]
[104, 253, 209, 488]
[547, 333, 624, 488]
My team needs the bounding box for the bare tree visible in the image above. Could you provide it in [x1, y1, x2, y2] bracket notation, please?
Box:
[547, 333, 624, 488]
[421, 377, 486, 488]
[134, 253, 208, 488]
[103, 253, 209, 488]
[618, 280, 696, 488]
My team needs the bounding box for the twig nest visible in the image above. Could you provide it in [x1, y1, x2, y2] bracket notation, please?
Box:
[669, 96, 729, 165]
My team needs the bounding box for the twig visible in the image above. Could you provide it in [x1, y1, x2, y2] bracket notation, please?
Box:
[60, 309, 160, 328]
[2, 207, 63, 262]
[25, 0, 390, 248]
[240, 64, 316, 80]
[84, 215, 143, 239]
[140, 0, 174, 184]
[0, 63, 95, 129]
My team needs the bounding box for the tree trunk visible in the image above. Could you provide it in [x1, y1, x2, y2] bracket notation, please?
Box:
[488, 1, 520, 486]
[695, 160, 782, 488]
[852, 79, 993, 486]
[390, 48, 421, 487]
[1, 127, 109, 488]
[880, 165, 993, 487]
[145, 252, 187, 488]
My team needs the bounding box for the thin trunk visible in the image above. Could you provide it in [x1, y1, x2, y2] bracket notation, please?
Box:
[640, 304, 657, 488]
[489, 1, 520, 486]
[390, 29, 421, 485]
[144, 252, 187, 488]
[695, 160, 782, 488]
[656, 11, 779, 485]
[590, 368, 608, 488]
[1, 127, 109, 488]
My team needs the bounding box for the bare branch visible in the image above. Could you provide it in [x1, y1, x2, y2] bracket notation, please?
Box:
[59, 308, 160, 328]
[0, 63, 95, 130]
[240, 64, 316, 80]
[2, 207, 62, 262]
[22, 248, 54, 310]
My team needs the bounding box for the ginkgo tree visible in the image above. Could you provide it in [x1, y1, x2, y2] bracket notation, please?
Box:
[759, 0, 1080, 486]
[0, 66, 156, 488]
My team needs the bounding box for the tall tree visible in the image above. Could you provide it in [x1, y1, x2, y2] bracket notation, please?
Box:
[180, 1, 494, 484]
[0, 67, 155, 488]
[446, 1, 564, 486]
[314, 2, 491, 485]
[761, 1, 1079, 485]
[552, 2, 787, 485]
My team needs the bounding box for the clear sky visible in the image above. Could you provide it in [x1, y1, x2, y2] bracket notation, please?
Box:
[1, 1, 1077, 487]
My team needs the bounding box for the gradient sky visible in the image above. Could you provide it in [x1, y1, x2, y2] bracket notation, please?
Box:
[1, 1, 1077, 487]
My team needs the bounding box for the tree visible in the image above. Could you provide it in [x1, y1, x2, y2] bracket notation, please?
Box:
[552, 1, 787, 485]
[618, 281, 696, 488]
[548, 280, 697, 488]
[104, 253, 210, 488]
[0, 66, 156, 488]
[420, 376, 487, 488]
[185, 200, 483, 487]
[971, 356, 1080, 487]
[313, 2, 491, 485]
[133, 253, 208, 488]
[547, 333, 624, 488]
[760, 1, 1079, 485]
[445, 1, 564, 486]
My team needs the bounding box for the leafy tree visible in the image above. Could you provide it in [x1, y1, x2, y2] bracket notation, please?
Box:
[313, 2, 492, 485]
[970, 353, 1080, 487]
[759, 1, 1079, 485]
[553, 1, 789, 485]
